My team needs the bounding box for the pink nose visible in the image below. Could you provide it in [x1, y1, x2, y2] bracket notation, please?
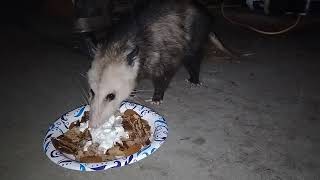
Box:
[88, 119, 97, 128]
[88, 111, 101, 128]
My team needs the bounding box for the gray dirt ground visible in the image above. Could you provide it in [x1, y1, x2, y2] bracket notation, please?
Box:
[1, 13, 320, 180]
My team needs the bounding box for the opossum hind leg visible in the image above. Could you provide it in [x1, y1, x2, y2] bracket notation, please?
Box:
[151, 73, 174, 104]
[183, 53, 202, 85]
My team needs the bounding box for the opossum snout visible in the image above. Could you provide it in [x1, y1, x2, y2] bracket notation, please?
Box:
[88, 106, 102, 128]
[88, 111, 101, 128]
[88, 95, 120, 128]
[88, 106, 115, 128]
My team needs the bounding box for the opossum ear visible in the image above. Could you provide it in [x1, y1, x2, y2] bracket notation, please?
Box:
[127, 46, 139, 66]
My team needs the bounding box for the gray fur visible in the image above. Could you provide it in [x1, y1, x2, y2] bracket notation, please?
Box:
[87, 0, 229, 127]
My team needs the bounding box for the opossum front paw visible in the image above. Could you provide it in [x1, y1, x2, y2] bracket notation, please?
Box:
[185, 79, 203, 87]
[145, 98, 163, 105]
[151, 100, 163, 105]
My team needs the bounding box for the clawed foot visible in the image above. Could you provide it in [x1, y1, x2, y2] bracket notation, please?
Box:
[145, 98, 163, 105]
[185, 79, 203, 87]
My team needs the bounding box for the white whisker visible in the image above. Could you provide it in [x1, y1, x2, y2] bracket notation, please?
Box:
[132, 89, 153, 93]
[79, 85, 89, 105]
[72, 74, 89, 105]
[79, 72, 88, 79]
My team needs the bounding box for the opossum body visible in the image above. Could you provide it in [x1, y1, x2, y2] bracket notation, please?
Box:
[87, 0, 212, 127]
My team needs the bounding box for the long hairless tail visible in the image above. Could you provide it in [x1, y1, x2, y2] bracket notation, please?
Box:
[209, 32, 255, 60]
[208, 32, 238, 59]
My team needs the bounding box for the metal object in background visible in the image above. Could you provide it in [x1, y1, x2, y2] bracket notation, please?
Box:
[222, 1, 302, 35]
[308, 0, 320, 15]
[245, 0, 318, 15]
[246, 0, 264, 11]
[71, 0, 112, 58]
[71, 0, 149, 58]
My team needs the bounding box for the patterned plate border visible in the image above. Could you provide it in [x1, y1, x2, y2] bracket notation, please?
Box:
[43, 101, 168, 171]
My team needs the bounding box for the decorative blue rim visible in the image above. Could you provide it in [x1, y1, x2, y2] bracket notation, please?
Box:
[43, 101, 168, 171]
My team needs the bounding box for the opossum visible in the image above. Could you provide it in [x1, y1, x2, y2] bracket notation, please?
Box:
[87, 0, 233, 128]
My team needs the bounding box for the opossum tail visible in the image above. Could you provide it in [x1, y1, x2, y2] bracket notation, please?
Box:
[208, 32, 254, 60]
[209, 32, 236, 58]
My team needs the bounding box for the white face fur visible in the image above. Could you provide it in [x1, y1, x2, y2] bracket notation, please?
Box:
[87, 44, 139, 128]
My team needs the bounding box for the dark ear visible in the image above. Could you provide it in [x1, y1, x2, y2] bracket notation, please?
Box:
[127, 46, 139, 66]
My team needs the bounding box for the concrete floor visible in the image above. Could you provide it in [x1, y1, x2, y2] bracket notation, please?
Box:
[1, 14, 320, 180]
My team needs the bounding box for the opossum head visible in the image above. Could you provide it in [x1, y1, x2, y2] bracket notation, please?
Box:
[87, 42, 139, 128]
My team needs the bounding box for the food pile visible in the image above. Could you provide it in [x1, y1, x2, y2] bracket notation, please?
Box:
[52, 109, 151, 163]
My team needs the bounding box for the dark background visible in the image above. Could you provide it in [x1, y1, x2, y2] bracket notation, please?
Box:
[1, 0, 320, 179]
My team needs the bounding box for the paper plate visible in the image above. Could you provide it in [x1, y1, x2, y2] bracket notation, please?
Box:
[43, 101, 168, 171]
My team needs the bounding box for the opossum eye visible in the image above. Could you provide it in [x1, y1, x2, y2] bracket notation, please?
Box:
[105, 93, 115, 101]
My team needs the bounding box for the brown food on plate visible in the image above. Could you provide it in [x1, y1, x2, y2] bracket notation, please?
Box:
[51, 110, 151, 163]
